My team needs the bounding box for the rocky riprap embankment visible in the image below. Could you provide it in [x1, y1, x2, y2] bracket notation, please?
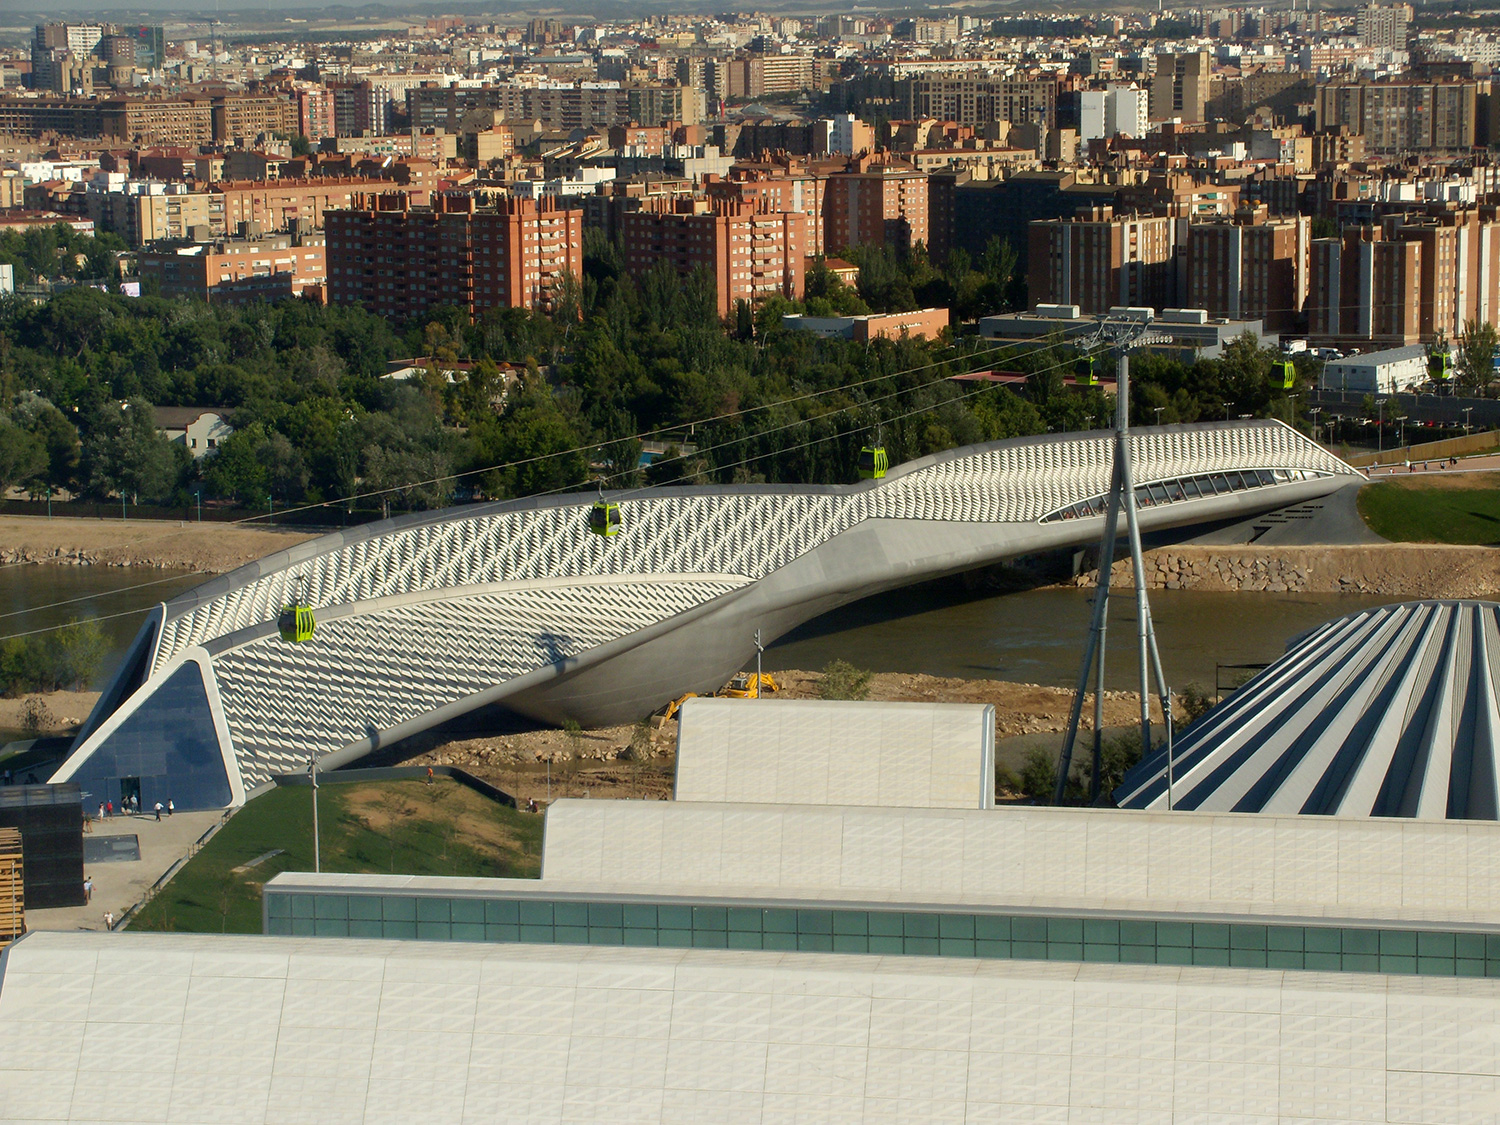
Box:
[0, 546, 181, 568]
[1073, 545, 1500, 598]
[1077, 552, 1317, 592]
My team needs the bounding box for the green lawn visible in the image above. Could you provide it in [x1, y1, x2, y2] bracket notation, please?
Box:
[1358, 480, 1500, 544]
[127, 779, 543, 935]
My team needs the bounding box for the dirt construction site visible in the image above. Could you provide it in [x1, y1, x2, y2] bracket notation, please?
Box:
[399, 669, 1163, 806]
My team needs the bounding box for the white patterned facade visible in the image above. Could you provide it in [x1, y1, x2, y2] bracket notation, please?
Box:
[56, 420, 1357, 808]
[151, 421, 1353, 671]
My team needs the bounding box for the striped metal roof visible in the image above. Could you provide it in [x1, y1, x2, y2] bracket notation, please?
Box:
[1115, 601, 1500, 820]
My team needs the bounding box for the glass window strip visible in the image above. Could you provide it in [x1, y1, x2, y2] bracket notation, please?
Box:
[264, 891, 1500, 979]
[1040, 468, 1332, 523]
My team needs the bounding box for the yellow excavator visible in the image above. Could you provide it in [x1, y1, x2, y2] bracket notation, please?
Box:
[649, 672, 781, 732]
[720, 672, 780, 698]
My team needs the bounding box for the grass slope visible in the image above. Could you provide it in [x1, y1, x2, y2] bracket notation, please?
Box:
[128, 779, 543, 935]
[1358, 477, 1500, 545]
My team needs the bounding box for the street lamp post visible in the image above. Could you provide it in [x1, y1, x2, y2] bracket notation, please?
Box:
[1397, 415, 1409, 450]
[1153, 406, 1165, 426]
[1378, 398, 1385, 453]
[1464, 406, 1474, 436]
[308, 753, 320, 874]
[1309, 406, 1323, 444]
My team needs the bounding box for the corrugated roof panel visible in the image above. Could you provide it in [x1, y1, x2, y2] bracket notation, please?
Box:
[1116, 601, 1500, 821]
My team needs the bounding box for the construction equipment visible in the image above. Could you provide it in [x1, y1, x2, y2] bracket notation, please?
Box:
[650, 692, 697, 732]
[721, 672, 779, 698]
[0, 828, 22, 952]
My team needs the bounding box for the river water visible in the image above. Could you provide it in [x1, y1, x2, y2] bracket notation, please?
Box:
[0, 566, 205, 690]
[0, 566, 1405, 710]
[764, 583, 1405, 695]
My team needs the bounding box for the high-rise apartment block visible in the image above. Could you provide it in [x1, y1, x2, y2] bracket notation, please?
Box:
[1185, 210, 1310, 330]
[1028, 208, 1179, 314]
[326, 194, 584, 321]
[902, 77, 1058, 130]
[1356, 4, 1411, 49]
[1149, 52, 1210, 123]
[620, 199, 805, 319]
[706, 165, 828, 255]
[823, 155, 929, 253]
[1315, 80, 1476, 152]
[139, 232, 327, 306]
[31, 22, 163, 92]
[1308, 209, 1500, 345]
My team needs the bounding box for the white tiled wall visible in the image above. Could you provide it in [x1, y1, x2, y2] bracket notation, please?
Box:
[673, 699, 995, 811]
[542, 800, 1500, 923]
[3, 931, 1497, 1124]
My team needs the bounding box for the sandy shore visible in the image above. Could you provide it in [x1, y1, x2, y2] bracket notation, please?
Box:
[0, 516, 317, 574]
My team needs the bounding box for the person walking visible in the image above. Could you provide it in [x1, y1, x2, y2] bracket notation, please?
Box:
[105, 800, 113, 819]
[103, 910, 113, 929]
[167, 799, 174, 816]
[83, 876, 92, 903]
[426, 766, 434, 785]
[153, 801, 163, 821]
[97, 803, 104, 822]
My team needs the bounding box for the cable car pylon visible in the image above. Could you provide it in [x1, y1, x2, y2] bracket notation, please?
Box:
[1054, 314, 1176, 807]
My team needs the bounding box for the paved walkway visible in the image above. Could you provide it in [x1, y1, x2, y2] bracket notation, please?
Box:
[1366, 455, 1500, 477]
[24, 810, 223, 933]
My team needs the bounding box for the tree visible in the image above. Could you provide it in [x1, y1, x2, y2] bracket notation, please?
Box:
[1457, 319, 1498, 394]
[0, 416, 45, 493]
[77, 398, 186, 504]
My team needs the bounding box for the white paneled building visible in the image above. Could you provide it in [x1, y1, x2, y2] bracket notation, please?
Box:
[7, 698, 1500, 1121]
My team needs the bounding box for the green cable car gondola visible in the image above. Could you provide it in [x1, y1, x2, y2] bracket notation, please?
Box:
[277, 577, 316, 644]
[1429, 348, 1452, 382]
[1273, 359, 1296, 390]
[1075, 354, 1100, 385]
[857, 443, 888, 480]
[589, 496, 622, 537]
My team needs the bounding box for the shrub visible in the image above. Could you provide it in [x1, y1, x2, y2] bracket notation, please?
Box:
[818, 659, 874, 701]
[20, 696, 53, 736]
[1175, 682, 1216, 729]
[0, 617, 106, 696]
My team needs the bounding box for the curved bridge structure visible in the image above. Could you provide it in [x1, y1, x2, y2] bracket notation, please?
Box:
[54, 420, 1359, 809]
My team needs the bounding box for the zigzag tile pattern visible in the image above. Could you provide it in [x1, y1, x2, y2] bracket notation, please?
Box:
[211, 578, 745, 788]
[154, 422, 1355, 675]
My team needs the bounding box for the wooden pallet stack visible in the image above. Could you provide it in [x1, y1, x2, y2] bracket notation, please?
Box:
[0, 828, 22, 951]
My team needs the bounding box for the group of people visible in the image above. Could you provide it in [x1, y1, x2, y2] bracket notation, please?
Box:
[95, 797, 173, 820]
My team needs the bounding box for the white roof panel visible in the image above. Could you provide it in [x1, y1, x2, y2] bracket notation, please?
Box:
[2, 930, 1496, 1124]
[536, 799, 1500, 926]
[673, 698, 995, 809]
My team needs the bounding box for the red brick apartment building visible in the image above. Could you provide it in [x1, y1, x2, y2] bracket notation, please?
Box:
[620, 198, 806, 319]
[822, 154, 929, 253]
[706, 163, 828, 255]
[1185, 209, 1310, 330]
[1028, 207, 1178, 314]
[138, 234, 326, 306]
[326, 193, 583, 321]
[1308, 208, 1500, 345]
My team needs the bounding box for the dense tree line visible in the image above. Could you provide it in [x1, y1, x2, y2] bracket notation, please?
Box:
[0, 235, 1314, 519]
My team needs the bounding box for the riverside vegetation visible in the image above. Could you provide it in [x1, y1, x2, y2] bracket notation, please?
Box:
[1, 229, 1323, 521]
